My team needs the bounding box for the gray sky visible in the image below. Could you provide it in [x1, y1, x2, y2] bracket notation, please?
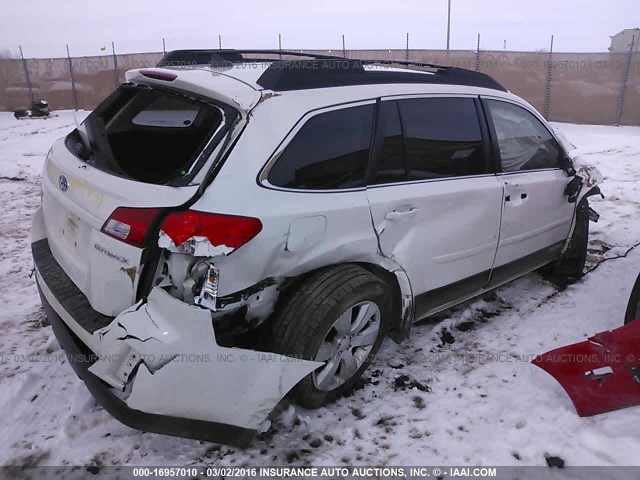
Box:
[1, 0, 639, 58]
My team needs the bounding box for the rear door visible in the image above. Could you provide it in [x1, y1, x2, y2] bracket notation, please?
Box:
[41, 85, 237, 316]
[482, 98, 576, 288]
[365, 96, 503, 318]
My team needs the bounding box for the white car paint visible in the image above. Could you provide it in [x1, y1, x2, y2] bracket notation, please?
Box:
[32, 60, 602, 442]
[366, 175, 503, 300]
[494, 170, 575, 269]
[92, 287, 321, 429]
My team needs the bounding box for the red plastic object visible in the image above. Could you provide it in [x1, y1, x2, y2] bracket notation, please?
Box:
[139, 70, 177, 82]
[160, 210, 262, 249]
[101, 207, 162, 247]
[532, 320, 640, 416]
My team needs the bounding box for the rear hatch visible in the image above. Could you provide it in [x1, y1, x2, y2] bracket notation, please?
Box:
[41, 81, 242, 316]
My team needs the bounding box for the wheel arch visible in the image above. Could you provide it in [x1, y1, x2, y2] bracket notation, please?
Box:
[275, 260, 413, 344]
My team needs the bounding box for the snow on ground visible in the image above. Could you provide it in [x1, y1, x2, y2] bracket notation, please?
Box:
[1, 111, 640, 471]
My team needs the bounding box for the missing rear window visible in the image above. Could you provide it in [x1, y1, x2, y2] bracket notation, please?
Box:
[67, 85, 236, 185]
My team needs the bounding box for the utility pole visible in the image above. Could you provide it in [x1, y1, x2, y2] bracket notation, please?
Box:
[446, 0, 451, 50]
[111, 41, 119, 89]
[617, 34, 636, 126]
[18, 45, 34, 105]
[543, 35, 554, 120]
[405, 33, 409, 62]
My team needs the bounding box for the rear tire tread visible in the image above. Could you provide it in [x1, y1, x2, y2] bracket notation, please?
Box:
[269, 264, 389, 408]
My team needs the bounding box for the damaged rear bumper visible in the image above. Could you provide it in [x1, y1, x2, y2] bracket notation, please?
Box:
[37, 283, 255, 447]
[32, 237, 320, 447]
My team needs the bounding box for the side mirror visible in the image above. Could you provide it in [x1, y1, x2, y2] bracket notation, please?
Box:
[560, 156, 576, 177]
[564, 175, 584, 203]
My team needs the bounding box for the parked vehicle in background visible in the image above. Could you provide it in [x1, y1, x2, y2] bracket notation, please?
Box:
[31, 50, 602, 446]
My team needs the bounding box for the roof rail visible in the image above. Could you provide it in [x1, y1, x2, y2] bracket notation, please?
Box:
[156, 49, 343, 67]
[156, 49, 507, 93]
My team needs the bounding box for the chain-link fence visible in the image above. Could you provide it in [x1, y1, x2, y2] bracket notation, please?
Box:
[1, 48, 639, 125]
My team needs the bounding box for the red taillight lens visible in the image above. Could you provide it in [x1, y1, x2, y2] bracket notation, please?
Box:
[160, 210, 262, 250]
[101, 207, 162, 247]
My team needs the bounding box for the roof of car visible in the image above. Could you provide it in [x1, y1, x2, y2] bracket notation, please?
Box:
[157, 49, 507, 92]
[125, 49, 523, 114]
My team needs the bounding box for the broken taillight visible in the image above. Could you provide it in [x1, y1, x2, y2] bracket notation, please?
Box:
[159, 210, 263, 250]
[101, 207, 162, 247]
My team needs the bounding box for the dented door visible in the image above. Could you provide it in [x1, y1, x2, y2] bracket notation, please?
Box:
[366, 97, 503, 317]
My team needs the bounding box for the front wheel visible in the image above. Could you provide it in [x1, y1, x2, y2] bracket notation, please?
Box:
[270, 265, 390, 408]
[624, 271, 640, 325]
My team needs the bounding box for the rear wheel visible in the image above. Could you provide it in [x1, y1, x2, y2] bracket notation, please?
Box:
[270, 265, 390, 408]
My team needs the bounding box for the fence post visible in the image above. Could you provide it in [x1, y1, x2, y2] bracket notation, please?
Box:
[66, 44, 78, 111]
[616, 34, 636, 126]
[218, 35, 222, 50]
[405, 33, 409, 62]
[475, 34, 480, 71]
[278, 33, 282, 58]
[111, 42, 120, 89]
[18, 45, 34, 105]
[162, 38, 166, 55]
[543, 35, 554, 120]
[342, 34, 346, 58]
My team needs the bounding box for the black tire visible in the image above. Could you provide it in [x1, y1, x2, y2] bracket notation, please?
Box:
[624, 271, 640, 325]
[551, 199, 589, 278]
[270, 265, 390, 408]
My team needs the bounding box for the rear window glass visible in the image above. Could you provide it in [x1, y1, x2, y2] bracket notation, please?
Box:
[267, 104, 374, 190]
[67, 86, 233, 185]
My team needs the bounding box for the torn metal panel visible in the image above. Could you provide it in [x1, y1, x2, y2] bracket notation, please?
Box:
[158, 230, 234, 256]
[153, 247, 282, 326]
[571, 153, 604, 194]
[559, 157, 604, 253]
[576, 163, 604, 190]
[532, 320, 640, 417]
[213, 277, 280, 329]
[92, 287, 321, 430]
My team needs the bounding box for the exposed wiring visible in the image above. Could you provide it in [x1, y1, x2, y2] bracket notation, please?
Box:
[584, 241, 640, 276]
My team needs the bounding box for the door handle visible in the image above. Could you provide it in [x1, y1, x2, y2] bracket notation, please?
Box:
[385, 207, 419, 220]
[505, 193, 527, 202]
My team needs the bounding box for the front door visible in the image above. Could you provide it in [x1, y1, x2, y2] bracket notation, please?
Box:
[482, 98, 576, 288]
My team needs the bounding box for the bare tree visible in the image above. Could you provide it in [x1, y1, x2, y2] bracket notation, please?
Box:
[0, 48, 18, 59]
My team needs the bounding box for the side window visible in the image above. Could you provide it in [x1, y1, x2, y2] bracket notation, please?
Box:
[397, 97, 486, 181]
[267, 104, 374, 190]
[486, 100, 563, 172]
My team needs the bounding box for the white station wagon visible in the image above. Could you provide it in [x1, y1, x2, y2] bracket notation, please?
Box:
[31, 50, 602, 446]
